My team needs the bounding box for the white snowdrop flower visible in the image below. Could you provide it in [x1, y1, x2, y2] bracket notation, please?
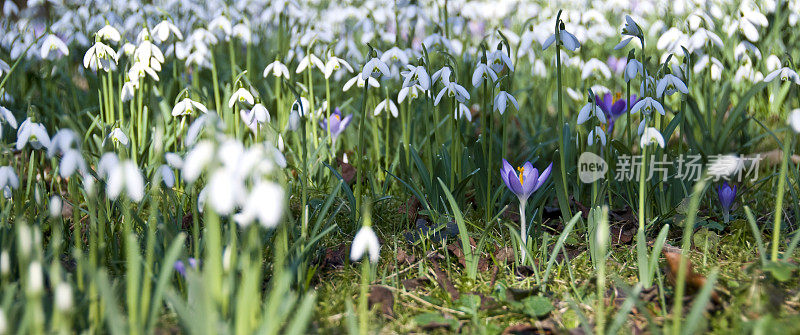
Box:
[766, 55, 782, 72]
[361, 57, 390, 80]
[172, 98, 208, 116]
[183, 141, 215, 182]
[734, 41, 762, 62]
[343, 73, 379, 91]
[49, 196, 62, 218]
[493, 91, 519, 115]
[588, 126, 607, 146]
[0, 106, 18, 134]
[693, 55, 724, 80]
[55, 282, 73, 311]
[295, 53, 324, 73]
[285, 110, 300, 131]
[98, 152, 120, 179]
[640, 127, 665, 148]
[165, 152, 183, 169]
[0, 166, 18, 191]
[581, 58, 611, 79]
[566, 88, 583, 101]
[106, 160, 144, 202]
[398, 84, 423, 103]
[96, 25, 121, 43]
[455, 103, 472, 122]
[128, 61, 159, 83]
[228, 88, 255, 109]
[432, 67, 453, 85]
[120, 81, 136, 102]
[241, 104, 270, 133]
[27, 261, 43, 294]
[83, 41, 118, 72]
[0, 60, 9, 76]
[624, 59, 643, 82]
[401, 64, 430, 90]
[787, 109, 800, 133]
[232, 24, 252, 44]
[209, 17, 232, 39]
[104, 128, 129, 146]
[733, 5, 768, 42]
[472, 62, 498, 87]
[40, 34, 69, 60]
[422, 33, 454, 52]
[631, 97, 666, 116]
[488, 48, 514, 73]
[234, 181, 285, 228]
[577, 101, 606, 124]
[542, 27, 581, 51]
[0, 251, 8, 276]
[689, 28, 724, 50]
[158, 165, 175, 188]
[120, 43, 136, 58]
[48, 128, 79, 157]
[277, 134, 285, 152]
[323, 53, 353, 79]
[205, 170, 243, 215]
[134, 40, 165, 68]
[435, 81, 470, 105]
[152, 20, 183, 43]
[374, 98, 398, 117]
[350, 226, 380, 263]
[16, 118, 51, 150]
[380, 46, 409, 65]
[263, 60, 290, 79]
[764, 67, 800, 85]
[60, 149, 86, 178]
[656, 74, 689, 97]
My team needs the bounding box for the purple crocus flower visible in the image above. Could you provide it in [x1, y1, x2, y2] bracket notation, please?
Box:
[501, 159, 552, 263]
[595, 92, 638, 135]
[320, 108, 353, 142]
[607, 56, 627, 75]
[717, 182, 737, 223]
[174, 257, 199, 278]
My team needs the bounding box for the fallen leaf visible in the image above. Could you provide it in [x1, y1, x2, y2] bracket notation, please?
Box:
[368, 285, 395, 317]
[396, 248, 415, 265]
[401, 277, 430, 291]
[431, 261, 460, 300]
[663, 247, 719, 301]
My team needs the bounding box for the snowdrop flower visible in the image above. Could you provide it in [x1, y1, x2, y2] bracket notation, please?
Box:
[104, 128, 129, 146]
[60, 149, 87, 178]
[630, 97, 665, 116]
[0, 106, 17, 136]
[16, 118, 51, 150]
[295, 53, 324, 73]
[0, 166, 19, 191]
[234, 181, 285, 228]
[624, 59, 643, 82]
[49, 196, 62, 218]
[350, 226, 380, 263]
[183, 141, 215, 182]
[656, 74, 689, 97]
[614, 15, 643, 49]
[432, 66, 453, 85]
[693, 55, 724, 80]
[165, 152, 183, 169]
[343, 73, 379, 91]
[360, 56, 390, 80]
[488, 48, 514, 73]
[0, 60, 9, 76]
[434, 80, 470, 105]
[764, 67, 800, 85]
[323, 52, 353, 79]
[639, 127, 665, 148]
[455, 103, 472, 122]
[48, 129, 78, 157]
[241, 104, 270, 133]
[493, 91, 519, 115]
[152, 20, 183, 43]
[581, 58, 611, 79]
[158, 165, 175, 188]
[374, 98, 398, 117]
[96, 25, 121, 44]
[577, 100, 607, 124]
[588, 126, 607, 146]
[134, 40, 165, 69]
[787, 109, 800, 133]
[27, 261, 43, 294]
[106, 160, 145, 202]
[83, 41, 118, 72]
[543, 25, 581, 51]
[398, 84, 423, 103]
[172, 98, 208, 116]
[204, 170, 245, 214]
[401, 64, 430, 90]
[731, 5, 769, 42]
[40, 34, 69, 60]
[128, 61, 160, 83]
[121, 81, 136, 102]
[209, 17, 232, 39]
[228, 88, 255, 109]
[55, 282, 73, 311]
[263, 60, 290, 79]
[232, 24, 252, 44]
[380, 47, 409, 65]
[472, 62, 498, 87]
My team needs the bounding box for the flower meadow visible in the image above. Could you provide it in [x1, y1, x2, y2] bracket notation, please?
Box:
[2, 0, 800, 333]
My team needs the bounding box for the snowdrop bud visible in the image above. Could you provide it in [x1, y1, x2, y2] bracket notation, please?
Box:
[17, 225, 32, 257]
[55, 282, 73, 311]
[0, 251, 9, 276]
[277, 134, 285, 152]
[350, 226, 380, 263]
[222, 247, 232, 272]
[34, 187, 42, 204]
[27, 261, 43, 294]
[787, 109, 800, 133]
[0, 308, 6, 335]
[49, 196, 62, 218]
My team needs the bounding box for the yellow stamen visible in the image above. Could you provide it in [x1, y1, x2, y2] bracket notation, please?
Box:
[614, 92, 622, 101]
[516, 166, 525, 185]
[334, 114, 340, 120]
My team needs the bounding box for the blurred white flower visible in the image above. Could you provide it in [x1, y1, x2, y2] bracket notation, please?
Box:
[493, 91, 519, 115]
[764, 67, 800, 85]
[40, 34, 69, 60]
[693, 55, 724, 80]
[0, 251, 8, 276]
[96, 25, 121, 43]
[183, 141, 215, 182]
[241, 103, 270, 133]
[787, 109, 800, 133]
[172, 98, 208, 116]
[472, 62, 498, 87]
[232, 24, 252, 44]
[152, 20, 183, 43]
[588, 126, 607, 146]
[295, 53, 324, 73]
[104, 128, 129, 146]
[380, 47, 409, 65]
[55, 282, 73, 311]
[209, 17, 232, 39]
[229, 88, 255, 109]
[49, 196, 62, 218]
[27, 261, 43, 294]
[581, 58, 611, 79]
[0, 106, 18, 135]
[263, 60, 290, 79]
[105, 160, 144, 202]
[656, 74, 689, 97]
[361, 57, 390, 80]
[374, 98, 398, 117]
[0, 166, 18, 192]
[350, 226, 380, 263]
[234, 181, 285, 228]
[60, 149, 86, 178]
[121, 81, 136, 102]
[158, 165, 175, 188]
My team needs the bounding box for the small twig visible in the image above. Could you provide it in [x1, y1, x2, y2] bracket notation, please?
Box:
[378, 285, 466, 316]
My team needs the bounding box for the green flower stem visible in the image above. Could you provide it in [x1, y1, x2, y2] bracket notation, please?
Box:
[672, 179, 706, 335]
[772, 133, 791, 261]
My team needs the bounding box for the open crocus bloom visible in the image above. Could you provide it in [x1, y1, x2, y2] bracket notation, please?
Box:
[320, 108, 352, 142]
[596, 92, 638, 134]
[717, 182, 737, 223]
[500, 159, 552, 204]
